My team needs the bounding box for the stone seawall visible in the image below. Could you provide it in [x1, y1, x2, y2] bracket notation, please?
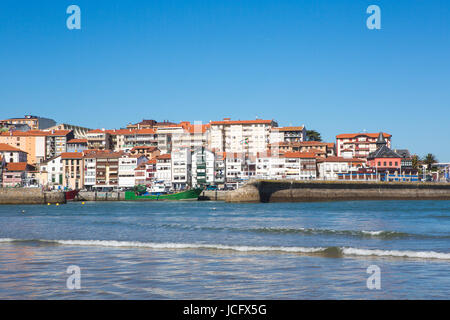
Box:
[226, 180, 450, 203]
[198, 190, 229, 201]
[0, 188, 66, 205]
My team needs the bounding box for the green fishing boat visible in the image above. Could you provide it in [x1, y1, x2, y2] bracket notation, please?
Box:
[124, 187, 204, 201]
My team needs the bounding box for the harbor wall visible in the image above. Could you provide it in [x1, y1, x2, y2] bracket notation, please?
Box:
[0, 188, 66, 205]
[198, 190, 229, 201]
[226, 180, 450, 203]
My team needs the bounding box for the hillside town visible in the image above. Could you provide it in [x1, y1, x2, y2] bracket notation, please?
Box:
[0, 115, 448, 191]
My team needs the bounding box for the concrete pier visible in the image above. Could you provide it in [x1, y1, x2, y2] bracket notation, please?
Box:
[0, 188, 66, 205]
[226, 180, 450, 203]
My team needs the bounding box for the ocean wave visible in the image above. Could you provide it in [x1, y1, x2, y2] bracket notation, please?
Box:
[159, 224, 433, 239]
[1, 238, 450, 260]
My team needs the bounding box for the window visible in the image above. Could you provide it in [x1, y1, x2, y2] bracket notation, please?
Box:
[389, 162, 392, 166]
[383, 162, 387, 166]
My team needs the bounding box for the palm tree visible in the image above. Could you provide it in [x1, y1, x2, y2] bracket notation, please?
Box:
[411, 154, 420, 170]
[306, 130, 322, 142]
[423, 153, 438, 171]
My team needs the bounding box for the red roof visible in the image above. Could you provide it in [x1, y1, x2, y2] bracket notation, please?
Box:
[0, 143, 26, 153]
[61, 152, 83, 159]
[6, 162, 29, 171]
[0, 130, 49, 137]
[318, 156, 366, 163]
[336, 133, 391, 139]
[156, 154, 171, 160]
[131, 146, 158, 151]
[210, 119, 274, 125]
[67, 139, 88, 144]
[282, 152, 317, 159]
[46, 130, 72, 136]
[272, 126, 304, 131]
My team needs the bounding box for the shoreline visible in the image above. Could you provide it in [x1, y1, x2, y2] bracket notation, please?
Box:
[1, 180, 450, 204]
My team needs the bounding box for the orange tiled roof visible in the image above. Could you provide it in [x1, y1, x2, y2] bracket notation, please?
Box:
[61, 152, 84, 159]
[272, 126, 304, 131]
[0, 130, 49, 137]
[67, 139, 88, 144]
[6, 162, 29, 171]
[318, 156, 366, 163]
[0, 143, 26, 153]
[282, 152, 317, 159]
[131, 146, 158, 151]
[210, 119, 273, 125]
[46, 130, 72, 136]
[336, 133, 391, 139]
[156, 154, 171, 160]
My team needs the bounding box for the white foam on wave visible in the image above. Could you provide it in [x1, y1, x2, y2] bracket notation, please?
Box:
[54, 239, 326, 253]
[342, 247, 450, 260]
[2, 238, 450, 260]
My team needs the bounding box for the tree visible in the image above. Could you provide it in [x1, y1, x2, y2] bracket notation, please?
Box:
[411, 154, 420, 170]
[423, 153, 438, 171]
[306, 130, 322, 142]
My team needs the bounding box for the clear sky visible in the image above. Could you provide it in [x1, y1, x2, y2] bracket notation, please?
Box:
[1, 0, 449, 160]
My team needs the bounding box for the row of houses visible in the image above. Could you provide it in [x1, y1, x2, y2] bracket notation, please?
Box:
[1, 115, 423, 188]
[0, 132, 418, 189]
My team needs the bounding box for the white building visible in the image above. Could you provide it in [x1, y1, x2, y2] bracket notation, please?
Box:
[155, 154, 172, 187]
[39, 155, 63, 189]
[171, 147, 191, 190]
[317, 156, 366, 180]
[209, 118, 277, 155]
[256, 152, 318, 180]
[269, 126, 306, 144]
[0, 143, 28, 163]
[192, 147, 215, 187]
[336, 132, 392, 158]
[83, 157, 96, 189]
[118, 154, 148, 188]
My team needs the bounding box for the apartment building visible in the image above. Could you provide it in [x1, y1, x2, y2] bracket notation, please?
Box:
[86, 129, 112, 150]
[0, 131, 47, 164]
[269, 126, 306, 144]
[67, 139, 88, 153]
[283, 152, 317, 180]
[336, 132, 392, 158]
[155, 154, 172, 187]
[61, 152, 84, 190]
[0, 115, 56, 130]
[171, 147, 191, 190]
[209, 118, 277, 155]
[45, 130, 74, 158]
[191, 147, 215, 187]
[83, 151, 122, 189]
[110, 128, 158, 152]
[118, 154, 148, 188]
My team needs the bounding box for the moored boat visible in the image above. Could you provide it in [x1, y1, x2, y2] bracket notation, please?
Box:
[124, 187, 204, 201]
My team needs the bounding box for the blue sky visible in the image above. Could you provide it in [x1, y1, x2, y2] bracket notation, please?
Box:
[1, 0, 449, 160]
